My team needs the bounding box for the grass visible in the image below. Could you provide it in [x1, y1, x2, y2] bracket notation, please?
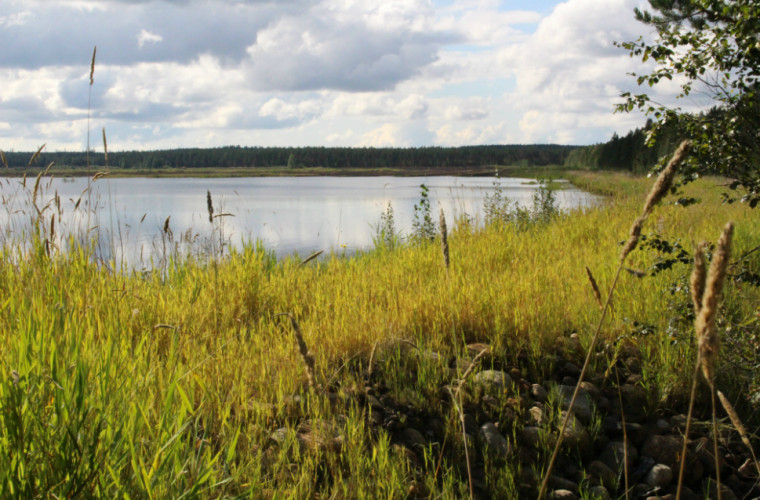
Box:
[0, 169, 758, 497]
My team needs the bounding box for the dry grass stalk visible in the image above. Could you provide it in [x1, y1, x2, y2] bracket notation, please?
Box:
[0, 150, 7, 168]
[717, 390, 760, 478]
[299, 250, 324, 267]
[440, 209, 449, 269]
[585, 266, 603, 309]
[690, 242, 707, 315]
[89, 46, 97, 86]
[28, 144, 46, 167]
[279, 313, 317, 390]
[206, 190, 214, 223]
[697, 222, 733, 385]
[102, 128, 109, 168]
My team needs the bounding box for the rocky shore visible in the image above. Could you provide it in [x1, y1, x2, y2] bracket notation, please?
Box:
[267, 338, 759, 499]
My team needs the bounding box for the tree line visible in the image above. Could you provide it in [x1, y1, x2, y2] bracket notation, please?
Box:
[1, 144, 576, 171]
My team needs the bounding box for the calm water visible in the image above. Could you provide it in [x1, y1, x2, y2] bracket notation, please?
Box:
[1, 175, 599, 266]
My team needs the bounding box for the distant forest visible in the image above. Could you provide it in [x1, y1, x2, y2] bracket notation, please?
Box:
[1, 144, 576, 170]
[564, 119, 686, 173]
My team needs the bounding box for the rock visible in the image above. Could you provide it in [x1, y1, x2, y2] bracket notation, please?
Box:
[403, 428, 427, 449]
[269, 427, 289, 445]
[547, 475, 579, 493]
[365, 394, 384, 411]
[579, 381, 601, 400]
[738, 457, 760, 478]
[669, 414, 688, 430]
[599, 440, 638, 475]
[691, 436, 728, 475]
[479, 422, 510, 457]
[509, 367, 523, 381]
[561, 376, 577, 386]
[644, 463, 673, 488]
[563, 361, 581, 376]
[466, 343, 491, 360]
[588, 485, 611, 500]
[520, 426, 543, 447]
[558, 385, 594, 424]
[588, 460, 617, 490]
[531, 384, 549, 402]
[296, 419, 344, 452]
[655, 418, 671, 434]
[529, 405, 546, 426]
[640, 435, 703, 486]
[620, 383, 648, 416]
[559, 411, 591, 454]
[548, 489, 578, 500]
[473, 370, 512, 391]
[393, 444, 420, 465]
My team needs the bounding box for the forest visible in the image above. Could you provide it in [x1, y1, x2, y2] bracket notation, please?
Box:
[1, 144, 575, 171]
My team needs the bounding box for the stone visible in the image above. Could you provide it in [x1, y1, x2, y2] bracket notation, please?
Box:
[520, 426, 543, 447]
[588, 460, 617, 490]
[531, 384, 549, 402]
[558, 411, 591, 454]
[691, 436, 728, 475]
[547, 476, 579, 493]
[479, 422, 510, 457]
[403, 428, 427, 449]
[269, 427, 289, 445]
[548, 489, 578, 500]
[529, 405, 546, 425]
[579, 381, 601, 400]
[644, 463, 673, 488]
[599, 440, 638, 475]
[473, 370, 512, 391]
[640, 435, 703, 486]
[558, 385, 594, 424]
[588, 485, 611, 500]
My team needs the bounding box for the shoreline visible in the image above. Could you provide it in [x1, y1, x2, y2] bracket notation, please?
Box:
[0, 164, 571, 179]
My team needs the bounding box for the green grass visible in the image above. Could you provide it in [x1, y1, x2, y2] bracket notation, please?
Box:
[0, 172, 758, 497]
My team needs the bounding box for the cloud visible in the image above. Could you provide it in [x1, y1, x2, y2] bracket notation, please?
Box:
[137, 29, 163, 48]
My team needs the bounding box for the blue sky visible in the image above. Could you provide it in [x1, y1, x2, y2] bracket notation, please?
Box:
[0, 0, 671, 152]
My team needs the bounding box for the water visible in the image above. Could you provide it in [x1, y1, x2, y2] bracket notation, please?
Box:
[0, 175, 600, 266]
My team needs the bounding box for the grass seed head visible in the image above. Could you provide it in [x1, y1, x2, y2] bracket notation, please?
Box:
[642, 140, 691, 216]
[690, 242, 707, 315]
[696, 221, 734, 385]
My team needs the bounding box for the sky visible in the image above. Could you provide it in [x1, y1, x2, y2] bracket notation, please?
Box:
[0, 0, 689, 152]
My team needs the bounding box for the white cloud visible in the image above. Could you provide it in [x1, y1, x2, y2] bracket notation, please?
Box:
[137, 29, 163, 48]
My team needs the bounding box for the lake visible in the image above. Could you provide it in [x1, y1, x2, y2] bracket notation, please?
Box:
[0, 175, 600, 267]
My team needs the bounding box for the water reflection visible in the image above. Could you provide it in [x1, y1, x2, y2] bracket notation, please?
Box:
[0, 175, 600, 266]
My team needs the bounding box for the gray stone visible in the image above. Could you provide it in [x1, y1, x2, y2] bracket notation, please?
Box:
[531, 383, 549, 402]
[479, 422, 510, 457]
[640, 435, 703, 486]
[600, 440, 638, 475]
[579, 381, 601, 400]
[558, 385, 594, 424]
[644, 463, 673, 488]
[588, 460, 617, 490]
[473, 370, 512, 391]
[559, 411, 591, 453]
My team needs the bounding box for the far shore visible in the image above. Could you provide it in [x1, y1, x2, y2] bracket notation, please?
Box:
[0, 164, 571, 179]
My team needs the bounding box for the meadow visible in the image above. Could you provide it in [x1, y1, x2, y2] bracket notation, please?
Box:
[0, 167, 758, 498]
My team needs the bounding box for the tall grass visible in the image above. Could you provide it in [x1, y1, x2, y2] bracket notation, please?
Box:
[0, 169, 758, 497]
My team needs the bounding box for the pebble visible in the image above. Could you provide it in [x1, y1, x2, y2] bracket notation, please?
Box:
[531, 383, 549, 402]
[473, 370, 512, 391]
[548, 489, 578, 500]
[588, 485, 610, 500]
[644, 463, 672, 488]
[479, 422, 510, 457]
